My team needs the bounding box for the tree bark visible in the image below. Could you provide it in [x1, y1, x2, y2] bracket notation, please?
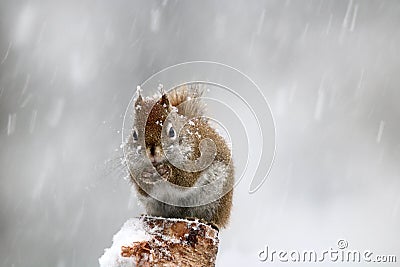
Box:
[99, 215, 220, 267]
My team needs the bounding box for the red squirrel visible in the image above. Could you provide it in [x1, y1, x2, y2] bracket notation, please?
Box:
[126, 84, 234, 228]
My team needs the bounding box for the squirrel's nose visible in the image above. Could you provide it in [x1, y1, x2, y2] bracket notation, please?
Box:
[149, 145, 156, 156]
[147, 144, 163, 164]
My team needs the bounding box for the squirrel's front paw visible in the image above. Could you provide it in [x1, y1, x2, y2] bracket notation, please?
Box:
[140, 166, 160, 184]
[140, 164, 171, 184]
[155, 163, 172, 181]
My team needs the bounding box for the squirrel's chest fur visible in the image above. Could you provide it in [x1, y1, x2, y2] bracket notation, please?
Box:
[137, 160, 233, 226]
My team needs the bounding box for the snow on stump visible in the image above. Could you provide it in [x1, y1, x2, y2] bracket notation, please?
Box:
[99, 215, 220, 267]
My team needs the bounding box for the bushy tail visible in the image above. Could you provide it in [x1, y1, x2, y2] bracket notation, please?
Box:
[167, 83, 206, 118]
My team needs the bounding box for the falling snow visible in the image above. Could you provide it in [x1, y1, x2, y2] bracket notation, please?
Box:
[314, 76, 326, 121]
[350, 4, 359, 32]
[20, 93, 32, 108]
[47, 98, 65, 127]
[21, 74, 30, 96]
[325, 14, 333, 35]
[342, 0, 353, 29]
[256, 9, 266, 35]
[29, 109, 37, 133]
[0, 42, 12, 64]
[7, 113, 16, 135]
[376, 120, 385, 143]
[150, 8, 160, 32]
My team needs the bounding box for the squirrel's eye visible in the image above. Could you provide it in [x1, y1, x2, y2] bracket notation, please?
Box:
[132, 128, 138, 141]
[168, 125, 176, 139]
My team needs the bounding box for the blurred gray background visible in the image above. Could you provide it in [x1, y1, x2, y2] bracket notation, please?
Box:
[1, 0, 399, 266]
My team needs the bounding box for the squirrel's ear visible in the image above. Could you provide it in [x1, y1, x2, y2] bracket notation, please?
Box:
[134, 92, 144, 109]
[160, 93, 170, 108]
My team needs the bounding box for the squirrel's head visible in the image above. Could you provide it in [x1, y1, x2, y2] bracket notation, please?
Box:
[130, 84, 205, 171]
[132, 92, 176, 164]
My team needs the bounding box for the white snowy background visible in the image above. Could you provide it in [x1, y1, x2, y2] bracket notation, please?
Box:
[0, 0, 399, 266]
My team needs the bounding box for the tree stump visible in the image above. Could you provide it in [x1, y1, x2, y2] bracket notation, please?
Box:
[99, 215, 220, 267]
